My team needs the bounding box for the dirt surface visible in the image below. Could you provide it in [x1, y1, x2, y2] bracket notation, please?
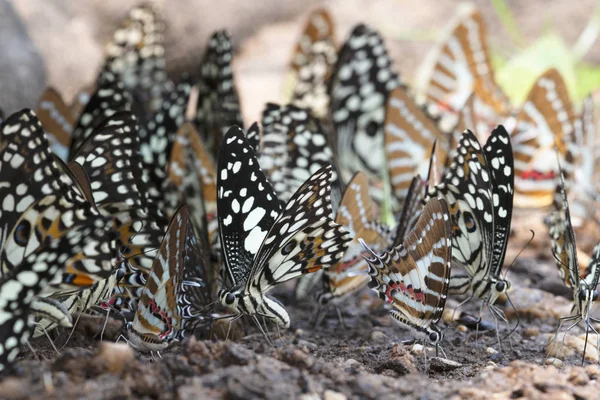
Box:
[1, 211, 599, 399]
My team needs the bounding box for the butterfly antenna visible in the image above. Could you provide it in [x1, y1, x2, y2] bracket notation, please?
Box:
[503, 230, 535, 279]
[501, 292, 520, 342]
[39, 324, 60, 355]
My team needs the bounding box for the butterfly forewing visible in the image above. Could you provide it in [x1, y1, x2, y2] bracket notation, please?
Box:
[217, 126, 282, 287]
[384, 86, 447, 203]
[35, 87, 75, 160]
[328, 23, 402, 178]
[483, 126, 514, 273]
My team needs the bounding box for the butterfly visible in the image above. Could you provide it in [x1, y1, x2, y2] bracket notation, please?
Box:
[317, 172, 389, 304]
[195, 31, 244, 157]
[547, 164, 600, 363]
[360, 197, 453, 346]
[285, 8, 337, 119]
[258, 103, 341, 205]
[426, 127, 514, 311]
[127, 205, 213, 351]
[0, 213, 117, 372]
[217, 126, 351, 328]
[415, 5, 510, 136]
[328, 23, 402, 181]
[510, 68, 574, 208]
[35, 87, 75, 161]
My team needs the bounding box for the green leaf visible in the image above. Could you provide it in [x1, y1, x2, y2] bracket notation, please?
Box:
[495, 33, 579, 105]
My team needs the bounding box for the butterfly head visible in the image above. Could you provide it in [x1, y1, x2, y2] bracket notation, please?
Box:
[426, 325, 443, 345]
[218, 288, 291, 328]
[486, 278, 511, 305]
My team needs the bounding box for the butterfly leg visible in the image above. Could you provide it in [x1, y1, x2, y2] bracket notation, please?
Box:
[59, 311, 83, 351]
[252, 315, 274, 347]
[546, 315, 581, 365]
[100, 307, 111, 342]
[589, 317, 600, 364]
[335, 305, 348, 329]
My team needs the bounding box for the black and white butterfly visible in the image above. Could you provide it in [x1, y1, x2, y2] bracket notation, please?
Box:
[328, 23, 402, 180]
[547, 163, 600, 363]
[217, 126, 351, 328]
[425, 127, 514, 312]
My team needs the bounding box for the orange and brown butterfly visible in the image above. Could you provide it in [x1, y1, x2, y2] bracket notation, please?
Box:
[360, 197, 453, 346]
[317, 172, 389, 304]
[284, 8, 337, 119]
[167, 122, 218, 241]
[36, 87, 76, 160]
[416, 5, 510, 137]
[384, 86, 449, 206]
[510, 68, 575, 208]
[127, 205, 213, 351]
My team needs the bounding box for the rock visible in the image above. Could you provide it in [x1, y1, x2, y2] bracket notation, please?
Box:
[486, 347, 498, 355]
[323, 390, 347, 400]
[539, 277, 573, 299]
[376, 344, 416, 375]
[279, 347, 314, 369]
[544, 357, 564, 368]
[0, 0, 46, 112]
[428, 357, 463, 372]
[524, 327, 540, 338]
[545, 332, 600, 363]
[93, 342, 135, 374]
[0, 377, 28, 400]
[504, 287, 571, 320]
[369, 330, 388, 343]
[410, 343, 425, 355]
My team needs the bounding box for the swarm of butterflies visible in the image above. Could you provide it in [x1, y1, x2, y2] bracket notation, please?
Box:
[0, 3, 599, 372]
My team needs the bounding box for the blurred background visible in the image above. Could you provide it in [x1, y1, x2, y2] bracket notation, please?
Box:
[2, 0, 600, 122]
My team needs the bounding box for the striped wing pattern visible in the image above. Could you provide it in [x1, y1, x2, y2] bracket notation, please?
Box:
[510, 69, 574, 208]
[384, 86, 447, 203]
[418, 6, 509, 124]
[35, 87, 75, 160]
[328, 23, 402, 178]
[427, 129, 514, 303]
[319, 172, 387, 303]
[361, 197, 452, 343]
[128, 206, 211, 351]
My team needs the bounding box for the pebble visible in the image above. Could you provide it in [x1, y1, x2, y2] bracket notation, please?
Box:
[370, 330, 388, 343]
[456, 324, 468, 333]
[0, 377, 27, 399]
[545, 358, 564, 368]
[545, 333, 600, 363]
[524, 327, 539, 338]
[94, 342, 134, 374]
[324, 390, 347, 400]
[410, 343, 424, 355]
[428, 357, 463, 372]
[486, 347, 498, 355]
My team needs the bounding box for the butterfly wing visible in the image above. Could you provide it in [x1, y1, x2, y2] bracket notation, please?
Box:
[36, 87, 75, 160]
[328, 23, 402, 178]
[391, 174, 428, 248]
[548, 168, 579, 289]
[246, 165, 351, 294]
[511, 69, 574, 208]
[428, 130, 494, 280]
[217, 126, 282, 288]
[384, 86, 447, 203]
[362, 197, 452, 329]
[286, 9, 337, 118]
[321, 172, 386, 301]
[483, 125, 514, 276]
